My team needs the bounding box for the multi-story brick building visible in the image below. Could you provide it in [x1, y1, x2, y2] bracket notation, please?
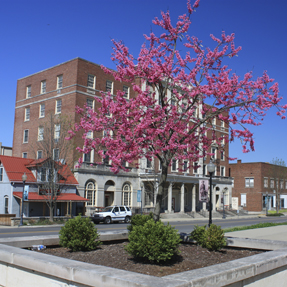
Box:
[229, 160, 287, 212]
[13, 57, 232, 215]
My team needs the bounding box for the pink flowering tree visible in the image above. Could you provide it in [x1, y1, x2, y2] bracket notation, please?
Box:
[69, 0, 286, 221]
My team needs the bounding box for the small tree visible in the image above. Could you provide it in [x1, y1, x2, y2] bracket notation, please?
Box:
[70, 0, 287, 221]
[33, 113, 74, 221]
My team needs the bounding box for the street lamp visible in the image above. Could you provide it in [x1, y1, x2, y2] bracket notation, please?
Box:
[207, 161, 215, 227]
[222, 189, 226, 219]
[19, 172, 27, 226]
[140, 181, 144, 215]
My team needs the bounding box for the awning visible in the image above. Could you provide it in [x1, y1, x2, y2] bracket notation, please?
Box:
[13, 192, 89, 202]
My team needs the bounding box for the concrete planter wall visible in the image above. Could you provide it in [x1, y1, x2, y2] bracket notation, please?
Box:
[1, 236, 287, 287]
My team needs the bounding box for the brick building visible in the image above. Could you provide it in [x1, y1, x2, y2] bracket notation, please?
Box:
[229, 160, 287, 212]
[13, 58, 232, 216]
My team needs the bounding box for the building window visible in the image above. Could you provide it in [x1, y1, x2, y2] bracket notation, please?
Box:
[4, 196, 8, 214]
[211, 147, 217, 160]
[103, 150, 110, 165]
[146, 158, 152, 169]
[106, 80, 113, 94]
[85, 181, 96, 206]
[40, 168, 47, 182]
[87, 75, 96, 89]
[280, 180, 284, 189]
[38, 126, 44, 141]
[39, 103, 45, 118]
[183, 160, 188, 172]
[54, 124, 60, 141]
[221, 120, 225, 131]
[241, 194, 247, 207]
[37, 150, 43, 159]
[270, 178, 274, 188]
[22, 152, 28, 158]
[86, 98, 94, 110]
[122, 183, 132, 206]
[123, 86, 129, 98]
[24, 107, 30, 121]
[220, 150, 224, 161]
[220, 166, 225, 176]
[55, 99, 62, 114]
[171, 159, 178, 172]
[84, 151, 91, 163]
[26, 85, 31, 98]
[264, 177, 268, 188]
[57, 75, 63, 89]
[23, 130, 29, 143]
[0, 167, 3, 181]
[41, 80, 46, 94]
[193, 162, 198, 174]
[53, 148, 59, 161]
[285, 181, 287, 190]
[245, 178, 254, 188]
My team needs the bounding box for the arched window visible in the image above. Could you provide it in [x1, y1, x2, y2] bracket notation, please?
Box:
[85, 181, 96, 206]
[122, 183, 132, 206]
[4, 196, 8, 214]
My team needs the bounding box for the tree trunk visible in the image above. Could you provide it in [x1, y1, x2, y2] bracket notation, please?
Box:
[153, 163, 169, 222]
[49, 204, 54, 222]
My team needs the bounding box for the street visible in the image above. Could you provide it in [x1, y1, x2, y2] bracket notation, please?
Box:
[0, 216, 286, 238]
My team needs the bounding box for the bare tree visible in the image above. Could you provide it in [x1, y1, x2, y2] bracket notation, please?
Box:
[270, 158, 287, 213]
[32, 113, 74, 221]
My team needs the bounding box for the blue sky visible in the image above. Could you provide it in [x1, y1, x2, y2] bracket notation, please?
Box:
[1, 0, 286, 164]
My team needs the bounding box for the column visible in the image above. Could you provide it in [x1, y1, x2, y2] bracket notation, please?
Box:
[212, 185, 216, 211]
[180, 183, 185, 213]
[168, 183, 172, 213]
[192, 184, 196, 212]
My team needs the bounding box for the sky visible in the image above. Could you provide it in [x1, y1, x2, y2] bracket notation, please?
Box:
[1, 0, 287, 164]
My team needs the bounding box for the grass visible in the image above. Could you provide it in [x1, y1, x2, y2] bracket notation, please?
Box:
[223, 221, 287, 233]
[268, 209, 287, 214]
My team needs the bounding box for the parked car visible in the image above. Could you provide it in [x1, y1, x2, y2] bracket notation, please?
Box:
[91, 205, 132, 224]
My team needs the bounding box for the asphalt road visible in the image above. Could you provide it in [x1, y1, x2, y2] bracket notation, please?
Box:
[0, 216, 286, 238]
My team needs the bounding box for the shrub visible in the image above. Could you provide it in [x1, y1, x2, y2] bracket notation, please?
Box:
[59, 215, 101, 251]
[125, 219, 181, 263]
[190, 224, 226, 251]
[127, 212, 154, 233]
[190, 224, 207, 246]
[204, 224, 226, 251]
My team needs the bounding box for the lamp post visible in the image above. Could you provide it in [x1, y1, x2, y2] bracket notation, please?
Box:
[222, 189, 226, 219]
[140, 181, 143, 215]
[19, 172, 27, 226]
[207, 161, 215, 227]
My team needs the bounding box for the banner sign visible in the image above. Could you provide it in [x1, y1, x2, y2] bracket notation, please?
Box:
[137, 190, 141, 202]
[199, 179, 208, 202]
[23, 185, 29, 201]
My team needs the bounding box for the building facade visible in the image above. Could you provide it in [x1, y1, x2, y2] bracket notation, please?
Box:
[229, 160, 287, 212]
[0, 155, 86, 217]
[13, 58, 232, 216]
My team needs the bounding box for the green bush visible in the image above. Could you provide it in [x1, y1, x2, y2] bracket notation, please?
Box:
[190, 224, 207, 246]
[190, 224, 226, 251]
[59, 215, 101, 251]
[267, 213, 284, 217]
[125, 219, 181, 263]
[204, 224, 226, 251]
[127, 212, 154, 233]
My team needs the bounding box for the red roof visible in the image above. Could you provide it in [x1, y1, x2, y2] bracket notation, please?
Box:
[13, 192, 88, 202]
[0, 155, 36, 182]
[0, 155, 78, 185]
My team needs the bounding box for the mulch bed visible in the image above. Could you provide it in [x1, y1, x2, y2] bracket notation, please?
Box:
[38, 241, 264, 277]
